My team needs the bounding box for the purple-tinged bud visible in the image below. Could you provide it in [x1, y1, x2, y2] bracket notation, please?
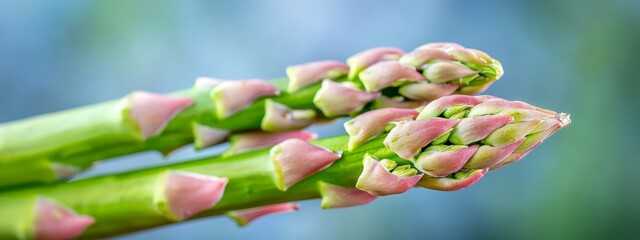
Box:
[225, 131, 317, 156]
[371, 96, 426, 109]
[286, 60, 349, 93]
[344, 108, 418, 151]
[398, 82, 459, 101]
[417, 95, 481, 119]
[270, 139, 342, 191]
[313, 80, 380, 117]
[398, 48, 453, 68]
[192, 123, 229, 150]
[449, 115, 514, 145]
[358, 61, 424, 92]
[416, 42, 464, 51]
[356, 155, 423, 196]
[414, 145, 479, 178]
[463, 140, 524, 169]
[128, 91, 193, 139]
[318, 182, 377, 209]
[347, 47, 405, 79]
[418, 168, 488, 191]
[449, 48, 486, 65]
[211, 80, 280, 119]
[193, 77, 223, 89]
[261, 99, 316, 132]
[163, 171, 228, 220]
[227, 203, 299, 226]
[384, 118, 460, 160]
[423, 61, 478, 83]
[34, 198, 95, 240]
[482, 120, 543, 147]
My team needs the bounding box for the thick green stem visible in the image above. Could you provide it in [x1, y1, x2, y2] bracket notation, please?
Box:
[0, 136, 399, 239]
[0, 79, 319, 186]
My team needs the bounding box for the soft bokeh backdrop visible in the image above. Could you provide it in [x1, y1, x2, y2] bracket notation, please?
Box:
[1, 0, 638, 239]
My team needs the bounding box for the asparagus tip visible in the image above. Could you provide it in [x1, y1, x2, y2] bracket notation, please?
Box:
[557, 112, 571, 127]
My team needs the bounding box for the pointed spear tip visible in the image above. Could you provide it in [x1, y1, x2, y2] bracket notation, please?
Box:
[557, 112, 572, 128]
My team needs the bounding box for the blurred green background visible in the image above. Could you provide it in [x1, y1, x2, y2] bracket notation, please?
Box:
[1, 0, 638, 239]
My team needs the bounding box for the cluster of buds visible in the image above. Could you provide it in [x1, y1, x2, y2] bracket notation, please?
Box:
[191, 42, 505, 154]
[347, 95, 571, 193]
[242, 94, 572, 212]
[299, 42, 504, 116]
[205, 42, 504, 123]
[258, 95, 570, 209]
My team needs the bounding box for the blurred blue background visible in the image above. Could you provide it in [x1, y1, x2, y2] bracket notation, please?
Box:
[1, 0, 639, 239]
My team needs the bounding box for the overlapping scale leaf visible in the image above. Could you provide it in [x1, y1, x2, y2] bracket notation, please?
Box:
[346, 95, 570, 191]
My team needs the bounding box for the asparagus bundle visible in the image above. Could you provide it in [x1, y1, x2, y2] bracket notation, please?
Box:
[0, 42, 503, 188]
[0, 95, 570, 239]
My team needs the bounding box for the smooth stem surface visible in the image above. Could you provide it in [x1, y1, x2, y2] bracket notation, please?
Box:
[64, 78, 322, 168]
[0, 135, 400, 239]
[0, 78, 322, 186]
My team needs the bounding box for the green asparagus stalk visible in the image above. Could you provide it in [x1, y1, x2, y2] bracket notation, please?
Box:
[0, 42, 503, 188]
[0, 95, 570, 239]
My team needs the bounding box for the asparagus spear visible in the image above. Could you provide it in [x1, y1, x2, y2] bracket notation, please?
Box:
[0, 95, 570, 239]
[0, 42, 503, 188]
